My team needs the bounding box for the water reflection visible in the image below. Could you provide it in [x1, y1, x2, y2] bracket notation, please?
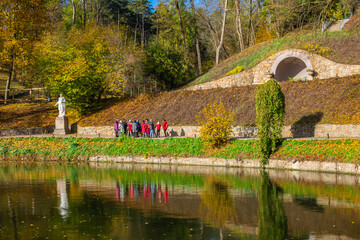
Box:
[56, 179, 69, 219]
[114, 181, 169, 204]
[257, 171, 287, 240]
[200, 177, 236, 226]
[200, 177, 237, 240]
[0, 164, 360, 239]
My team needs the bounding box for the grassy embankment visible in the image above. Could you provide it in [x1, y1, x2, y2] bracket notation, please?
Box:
[188, 30, 360, 86]
[0, 137, 359, 162]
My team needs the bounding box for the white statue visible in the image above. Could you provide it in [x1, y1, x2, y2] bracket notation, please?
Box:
[55, 94, 66, 117]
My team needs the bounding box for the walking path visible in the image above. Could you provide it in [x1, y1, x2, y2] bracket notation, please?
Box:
[0, 132, 359, 140]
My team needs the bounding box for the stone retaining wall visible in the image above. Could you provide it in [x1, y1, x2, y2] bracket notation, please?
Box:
[186, 49, 360, 90]
[89, 155, 360, 175]
[78, 124, 360, 138]
[0, 126, 55, 137]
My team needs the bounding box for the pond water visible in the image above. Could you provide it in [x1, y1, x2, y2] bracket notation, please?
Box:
[0, 163, 360, 240]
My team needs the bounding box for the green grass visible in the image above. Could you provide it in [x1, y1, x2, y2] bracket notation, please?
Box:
[0, 137, 360, 162]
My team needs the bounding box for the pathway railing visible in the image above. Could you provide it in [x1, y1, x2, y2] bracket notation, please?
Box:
[0, 88, 48, 103]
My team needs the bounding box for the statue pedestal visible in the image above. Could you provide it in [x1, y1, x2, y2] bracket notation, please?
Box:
[54, 116, 70, 135]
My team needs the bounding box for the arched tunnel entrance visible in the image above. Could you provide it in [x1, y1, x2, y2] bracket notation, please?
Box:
[271, 52, 313, 82]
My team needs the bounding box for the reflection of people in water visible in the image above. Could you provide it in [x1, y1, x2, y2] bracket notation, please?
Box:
[117, 182, 170, 203]
[158, 185, 162, 203]
[257, 171, 288, 240]
[164, 185, 169, 203]
[143, 184, 147, 199]
[130, 184, 134, 199]
[151, 182, 156, 204]
[116, 182, 120, 201]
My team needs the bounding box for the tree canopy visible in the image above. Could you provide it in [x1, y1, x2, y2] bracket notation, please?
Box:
[0, 0, 358, 113]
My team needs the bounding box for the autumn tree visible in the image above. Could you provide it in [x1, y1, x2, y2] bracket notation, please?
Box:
[0, 0, 48, 103]
[32, 25, 113, 114]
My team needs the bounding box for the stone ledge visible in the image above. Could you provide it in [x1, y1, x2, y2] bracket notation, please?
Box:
[89, 155, 360, 175]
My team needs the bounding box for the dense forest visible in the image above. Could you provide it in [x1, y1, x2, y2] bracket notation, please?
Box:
[0, 0, 358, 113]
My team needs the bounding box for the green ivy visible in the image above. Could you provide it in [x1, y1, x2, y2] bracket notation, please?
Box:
[255, 79, 285, 166]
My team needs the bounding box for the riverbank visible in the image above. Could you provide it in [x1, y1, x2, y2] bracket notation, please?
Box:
[0, 137, 359, 174]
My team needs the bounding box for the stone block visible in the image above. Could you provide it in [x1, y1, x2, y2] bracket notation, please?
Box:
[54, 117, 70, 135]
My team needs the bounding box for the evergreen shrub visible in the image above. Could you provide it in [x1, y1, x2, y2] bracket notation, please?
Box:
[255, 79, 285, 166]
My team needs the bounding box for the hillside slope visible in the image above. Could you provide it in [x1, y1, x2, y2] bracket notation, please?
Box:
[78, 75, 360, 127]
[188, 30, 360, 87]
[1, 75, 360, 129]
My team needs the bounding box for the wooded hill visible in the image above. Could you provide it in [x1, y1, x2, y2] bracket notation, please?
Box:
[1, 0, 359, 114]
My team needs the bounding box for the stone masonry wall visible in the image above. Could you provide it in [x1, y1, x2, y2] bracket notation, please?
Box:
[186, 49, 360, 90]
[0, 126, 55, 137]
[78, 124, 360, 139]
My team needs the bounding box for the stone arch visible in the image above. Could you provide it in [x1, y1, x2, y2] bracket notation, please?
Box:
[271, 51, 313, 82]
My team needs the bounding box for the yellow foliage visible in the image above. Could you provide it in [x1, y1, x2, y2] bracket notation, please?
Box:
[255, 22, 275, 43]
[302, 42, 331, 56]
[225, 65, 244, 76]
[196, 100, 234, 148]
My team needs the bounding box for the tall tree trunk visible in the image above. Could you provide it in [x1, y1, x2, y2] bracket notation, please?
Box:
[215, 0, 228, 65]
[83, 0, 86, 28]
[174, 0, 187, 50]
[235, 0, 245, 51]
[117, 7, 120, 30]
[134, 14, 138, 46]
[125, 25, 128, 45]
[271, 0, 281, 37]
[190, 0, 202, 74]
[247, 0, 253, 46]
[4, 55, 14, 104]
[96, 0, 100, 25]
[141, 14, 145, 48]
[221, 45, 229, 58]
[200, 14, 219, 63]
[71, 0, 76, 26]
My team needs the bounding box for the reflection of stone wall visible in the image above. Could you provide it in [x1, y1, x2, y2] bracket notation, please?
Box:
[78, 124, 360, 138]
[186, 49, 360, 90]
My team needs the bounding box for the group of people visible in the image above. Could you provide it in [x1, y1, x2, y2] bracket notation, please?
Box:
[114, 119, 168, 138]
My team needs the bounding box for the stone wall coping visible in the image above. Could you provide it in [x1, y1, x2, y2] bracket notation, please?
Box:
[89, 155, 360, 175]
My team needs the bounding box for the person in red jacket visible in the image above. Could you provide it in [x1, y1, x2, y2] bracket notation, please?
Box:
[114, 120, 119, 137]
[162, 119, 168, 137]
[156, 122, 161, 138]
[141, 121, 147, 138]
[128, 120, 133, 137]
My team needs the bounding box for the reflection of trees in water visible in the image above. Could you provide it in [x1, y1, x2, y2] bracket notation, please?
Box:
[200, 177, 236, 228]
[258, 171, 287, 240]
